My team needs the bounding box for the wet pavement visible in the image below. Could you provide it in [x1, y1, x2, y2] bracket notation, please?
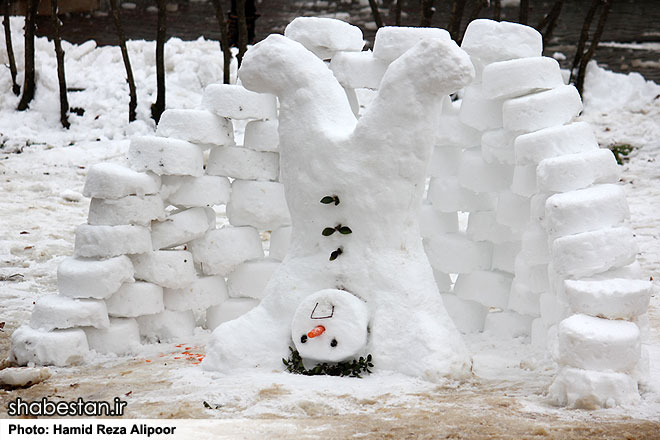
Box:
[33, 0, 660, 82]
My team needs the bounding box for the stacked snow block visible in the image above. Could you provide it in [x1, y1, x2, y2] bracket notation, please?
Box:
[459, 21, 567, 339]
[198, 84, 287, 330]
[535, 137, 650, 406]
[122, 105, 240, 342]
[425, 94, 494, 333]
[425, 20, 553, 337]
[9, 163, 164, 365]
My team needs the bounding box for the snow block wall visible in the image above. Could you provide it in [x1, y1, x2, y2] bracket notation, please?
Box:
[9, 17, 651, 408]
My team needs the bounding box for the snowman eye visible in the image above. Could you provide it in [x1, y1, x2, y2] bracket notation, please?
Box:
[330, 339, 337, 347]
[300, 334, 308, 343]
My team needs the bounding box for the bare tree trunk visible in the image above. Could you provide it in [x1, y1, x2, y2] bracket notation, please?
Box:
[447, 0, 467, 42]
[466, 0, 488, 26]
[536, 0, 564, 46]
[211, 0, 231, 84]
[492, 0, 501, 21]
[575, 0, 612, 96]
[368, 0, 384, 29]
[50, 0, 69, 128]
[420, 0, 435, 26]
[109, 0, 137, 121]
[3, 0, 20, 95]
[236, 0, 248, 66]
[394, 0, 402, 26]
[151, 0, 166, 123]
[570, 0, 599, 84]
[17, 0, 38, 111]
[519, 0, 529, 25]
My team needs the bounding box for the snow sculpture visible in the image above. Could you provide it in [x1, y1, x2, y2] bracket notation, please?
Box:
[9, 15, 652, 409]
[204, 31, 476, 380]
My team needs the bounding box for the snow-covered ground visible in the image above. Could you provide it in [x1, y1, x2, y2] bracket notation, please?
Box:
[1, 19, 659, 437]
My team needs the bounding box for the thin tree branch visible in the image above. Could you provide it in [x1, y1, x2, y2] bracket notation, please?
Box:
[570, 0, 600, 84]
[519, 0, 529, 25]
[448, 0, 467, 42]
[17, 0, 38, 111]
[576, 0, 612, 95]
[51, 0, 69, 128]
[466, 0, 488, 27]
[3, 0, 20, 95]
[536, 0, 564, 47]
[151, 0, 166, 123]
[109, 0, 137, 121]
[420, 0, 435, 27]
[236, 0, 248, 66]
[210, 0, 232, 84]
[395, 0, 402, 26]
[368, 0, 384, 29]
[492, 0, 501, 21]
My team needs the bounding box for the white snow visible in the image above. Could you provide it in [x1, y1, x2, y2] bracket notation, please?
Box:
[0, 15, 659, 426]
[461, 19, 542, 66]
[243, 119, 280, 152]
[29, 295, 109, 331]
[129, 136, 205, 176]
[155, 109, 235, 146]
[87, 194, 166, 226]
[150, 207, 216, 250]
[0, 367, 51, 387]
[84, 317, 141, 355]
[206, 146, 280, 181]
[502, 85, 583, 132]
[105, 281, 164, 318]
[10, 326, 89, 366]
[202, 84, 277, 121]
[163, 275, 228, 311]
[226, 259, 280, 300]
[329, 50, 388, 90]
[163, 175, 231, 208]
[544, 184, 630, 239]
[556, 314, 641, 373]
[481, 56, 564, 100]
[284, 17, 365, 60]
[73, 224, 152, 257]
[130, 250, 197, 288]
[537, 149, 621, 193]
[83, 163, 161, 199]
[57, 255, 134, 299]
[372, 26, 450, 62]
[514, 121, 599, 165]
[188, 226, 264, 276]
[226, 180, 291, 230]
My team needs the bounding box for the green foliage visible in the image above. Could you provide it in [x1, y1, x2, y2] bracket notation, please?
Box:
[337, 226, 352, 235]
[322, 225, 352, 236]
[329, 247, 343, 261]
[609, 143, 635, 165]
[320, 195, 340, 205]
[282, 347, 373, 378]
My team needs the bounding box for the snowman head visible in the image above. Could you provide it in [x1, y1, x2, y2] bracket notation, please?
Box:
[291, 289, 369, 363]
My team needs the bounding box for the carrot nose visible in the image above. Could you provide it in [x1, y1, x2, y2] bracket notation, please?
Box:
[307, 325, 326, 338]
